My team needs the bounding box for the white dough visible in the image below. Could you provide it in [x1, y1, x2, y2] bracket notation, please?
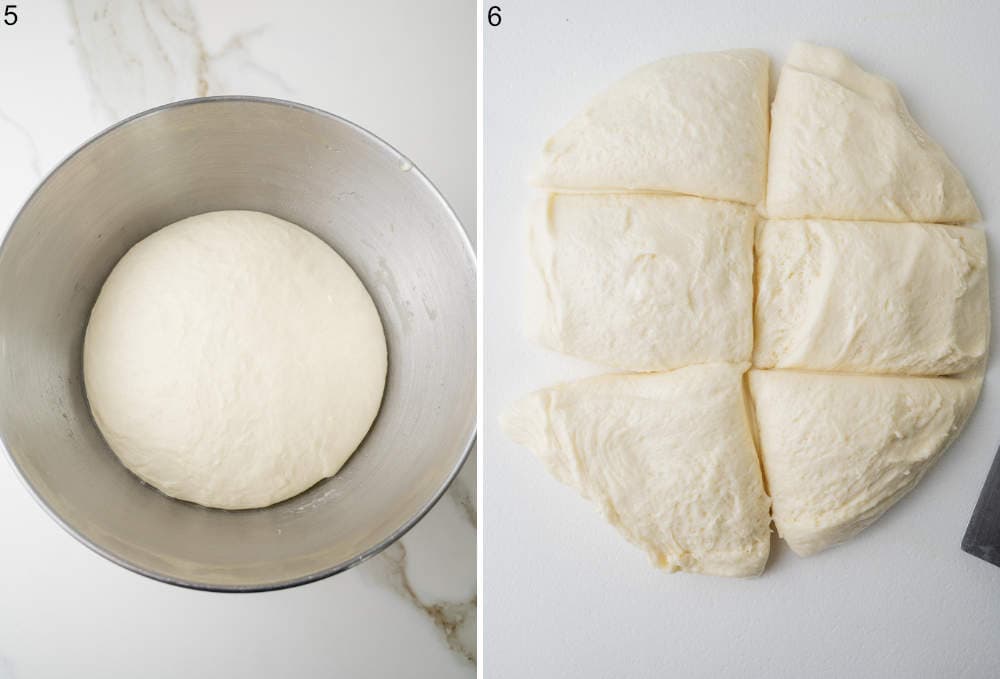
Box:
[501, 363, 771, 577]
[84, 210, 387, 510]
[510, 42, 990, 571]
[534, 49, 770, 205]
[527, 193, 755, 371]
[766, 42, 980, 223]
[754, 219, 989, 376]
[749, 368, 982, 556]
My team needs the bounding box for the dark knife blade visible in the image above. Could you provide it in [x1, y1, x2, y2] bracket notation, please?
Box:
[962, 443, 1000, 567]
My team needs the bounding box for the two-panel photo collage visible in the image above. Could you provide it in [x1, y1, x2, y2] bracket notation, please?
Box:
[1, 2, 999, 677]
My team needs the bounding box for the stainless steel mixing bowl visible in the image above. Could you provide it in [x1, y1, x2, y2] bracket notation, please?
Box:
[0, 97, 476, 591]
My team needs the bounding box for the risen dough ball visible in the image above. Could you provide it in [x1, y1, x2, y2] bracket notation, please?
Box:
[84, 210, 387, 510]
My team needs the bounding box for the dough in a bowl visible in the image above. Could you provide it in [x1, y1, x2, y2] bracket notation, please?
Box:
[749, 368, 982, 556]
[766, 42, 980, 223]
[501, 363, 771, 577]
[754, 219, 989, 376]
[84, 210, 387, 510]
[527, 193, 755, 371]
[534, 49, 769, 205]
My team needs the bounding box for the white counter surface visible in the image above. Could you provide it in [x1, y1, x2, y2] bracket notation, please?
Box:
[0, 2, 475, 677]
[484, 1, 1000, 677]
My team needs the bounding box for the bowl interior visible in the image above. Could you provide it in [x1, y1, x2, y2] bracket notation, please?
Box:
[0, 98, 476, 590]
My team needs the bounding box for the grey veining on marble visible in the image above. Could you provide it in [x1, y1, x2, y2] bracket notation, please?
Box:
[0, 109, 41, 178]
[0, 0, 480, 672]
[67, 0, 290, 120]
[364, 540, 477, 664]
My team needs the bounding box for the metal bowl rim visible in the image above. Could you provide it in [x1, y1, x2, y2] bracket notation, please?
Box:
[0, 95, 477, 593]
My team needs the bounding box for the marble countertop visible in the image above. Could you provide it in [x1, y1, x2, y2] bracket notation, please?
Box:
[0, 1, 475, 677]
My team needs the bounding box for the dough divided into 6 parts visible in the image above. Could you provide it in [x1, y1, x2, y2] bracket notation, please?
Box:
[506, 42, 988, 576]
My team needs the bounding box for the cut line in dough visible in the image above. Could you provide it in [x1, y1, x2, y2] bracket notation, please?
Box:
[766, 42, 980, 223]
[534, 49, 770, 205]
[502, 363, 771, 577]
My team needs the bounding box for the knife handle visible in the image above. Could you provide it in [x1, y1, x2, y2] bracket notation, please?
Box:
[962, 444, 1000, 567]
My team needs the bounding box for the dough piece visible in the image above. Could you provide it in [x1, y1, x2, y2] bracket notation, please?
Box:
[501, 363, 771, 577]
[527, 194, 755, 371]
[766, 42, 980, 223]
[754, 219, 989, 376]
[534, 49, 769, 205]
[749, 368, 982, 556]
[84, 210, 388, 510]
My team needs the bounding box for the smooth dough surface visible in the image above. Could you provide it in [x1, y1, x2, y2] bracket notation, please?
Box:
[84, 210, 387, 510]
[501, 363, 771, 577]
[528, 193, 755, 371]
[754, 219, 989, 376]
[766, 42, 980, 223]
[534, 49, 769, 205]
[749, 368, 982, 556]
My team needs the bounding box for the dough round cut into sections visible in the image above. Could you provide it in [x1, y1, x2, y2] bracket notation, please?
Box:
[754, 219, 989, 376]
[534, 49, 769, 205]
[501, 363, 771, 577]
[765, 42, 980, 223]
[528, 193, 755, 371]
[749, 368, 982, 556]
[84, 210, 388, 510]
[512, 42, 989, 573]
